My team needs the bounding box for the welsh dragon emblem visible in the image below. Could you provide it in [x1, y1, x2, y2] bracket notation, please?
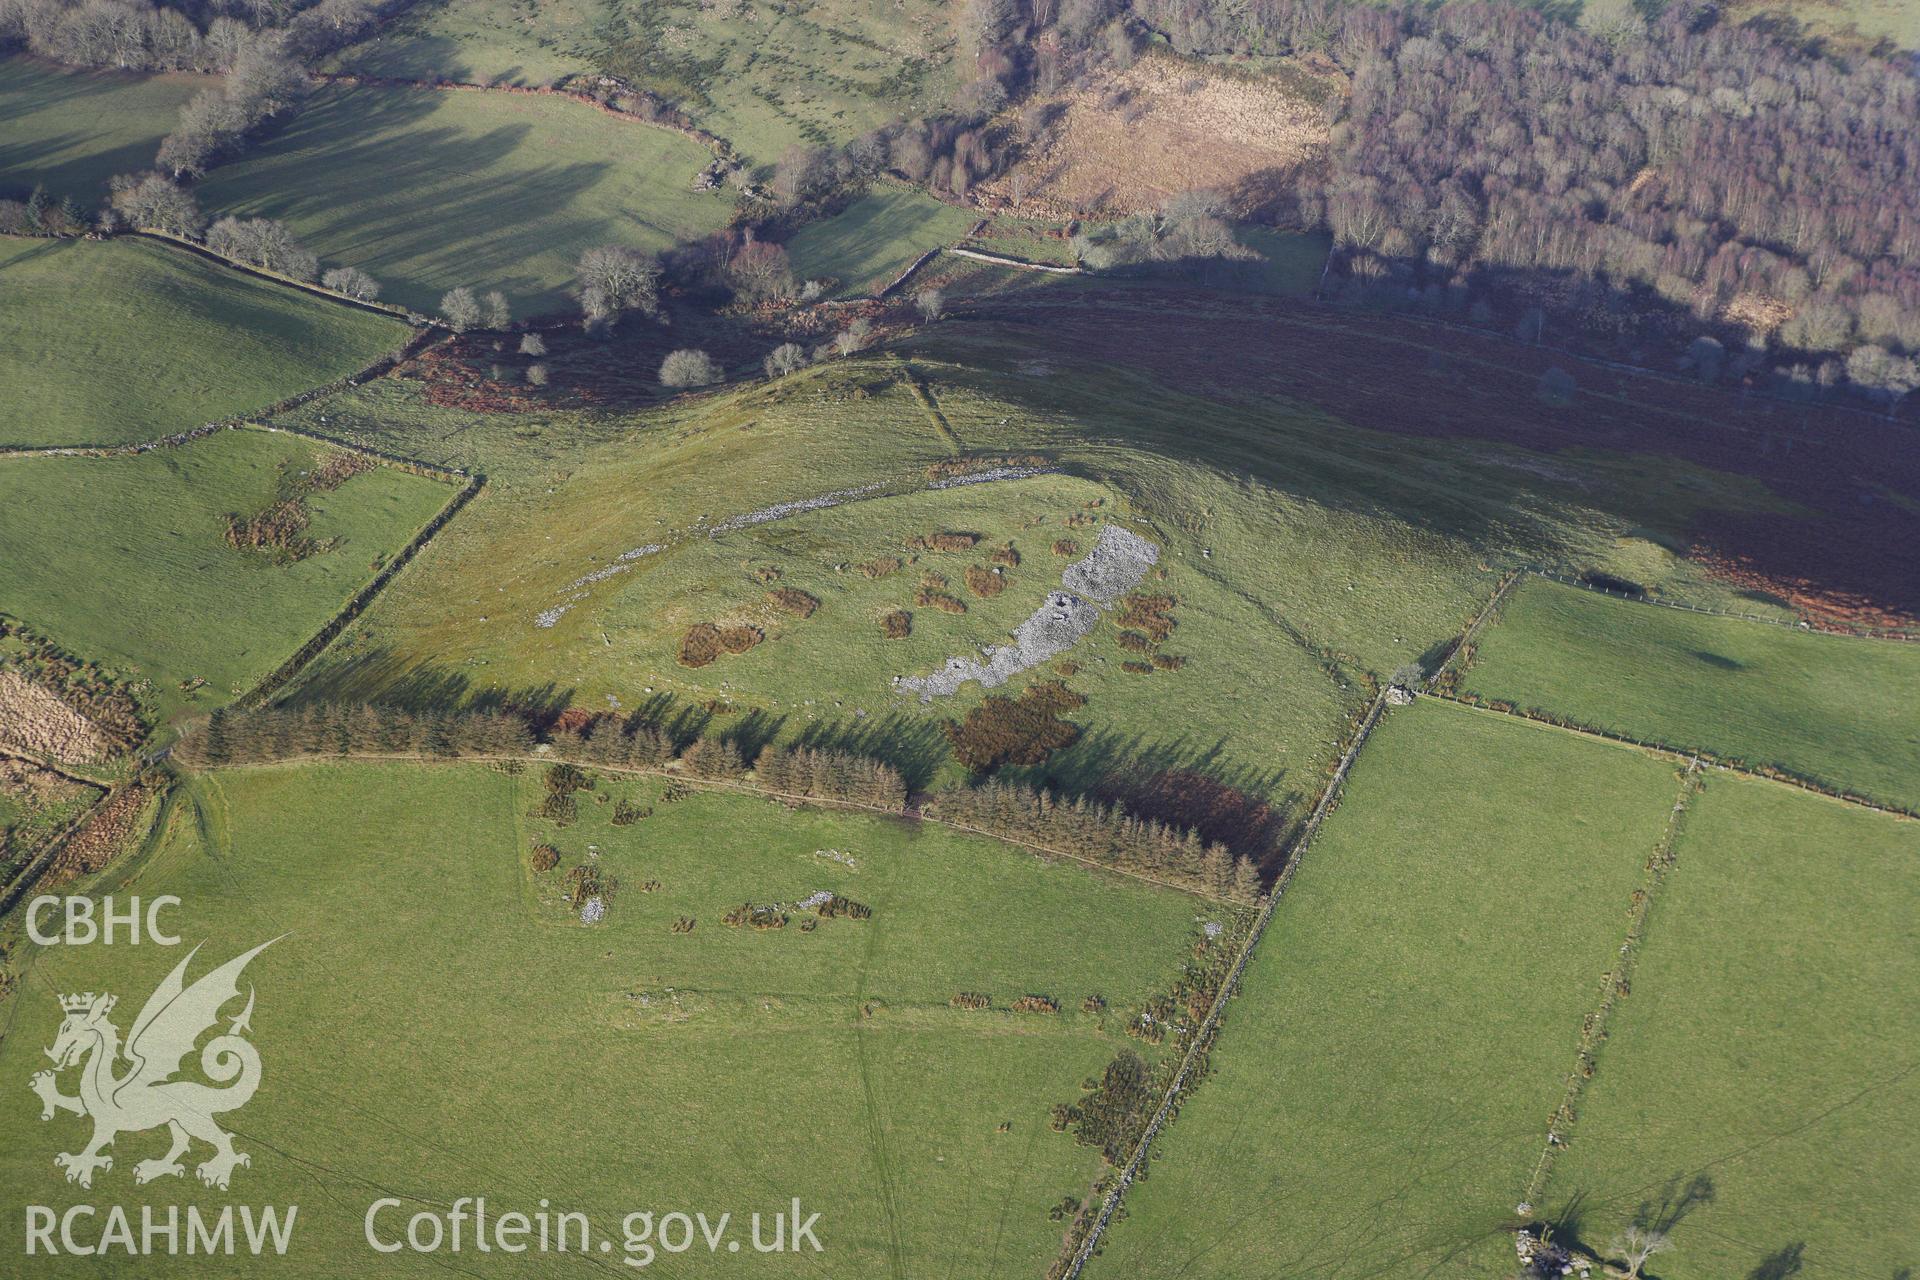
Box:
[29, 939, 279, 1190]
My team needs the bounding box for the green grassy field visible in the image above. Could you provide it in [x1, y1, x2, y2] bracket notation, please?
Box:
[1721, 0, 1919, 48]
[275, 354, 1501, 812]
[0, 56, 213, 203]
[0, 238, 410, 449]
[1090, 699, 1688, 1279]
[787, 186, 979, 296]
[195, 83, 731, 313]
[598, 0, 959, 168]
[329, 0, 605, 86]
[1237, 226, 1333, 296]
[1459, 577, 1920, 809]
[1540, 774, 1920, 1279]
[0, 430, 454, 726]
[960, 217, 1083, 266]
[0, 759, 1203, 1275]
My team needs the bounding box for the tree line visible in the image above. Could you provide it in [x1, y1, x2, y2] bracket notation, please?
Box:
[173, 704, 1264, 898]
[0, 0, 400, 73]
[924, 778, 1264, 901]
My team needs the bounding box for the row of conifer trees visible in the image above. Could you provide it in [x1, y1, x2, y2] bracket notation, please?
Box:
[176, 705, 1260, 900]
[924, 781, 1262, 902]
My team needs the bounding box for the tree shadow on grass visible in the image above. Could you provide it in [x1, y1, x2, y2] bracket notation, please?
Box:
[279, 643, 574, 722]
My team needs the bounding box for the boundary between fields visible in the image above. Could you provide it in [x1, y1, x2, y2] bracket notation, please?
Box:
[1527, 570, 1920, 642]
[1431, 692, 1917, 819]
[0, 328, 441, 458]
[1061, 688, 1393, 1278]
[1517, 760, 1702, 1215]
[174, 751, 1238, 904]
[229, 473, 483, 712]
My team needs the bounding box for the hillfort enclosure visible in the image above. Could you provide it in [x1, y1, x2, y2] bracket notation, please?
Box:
[2, 0, 1916, 1275]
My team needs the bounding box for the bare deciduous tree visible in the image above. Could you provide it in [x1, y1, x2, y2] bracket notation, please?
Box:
[108, 172, 204, 238]
[321, 265, 381, 301]
[440, 287, 481, 333]
[482, 290, 510, 330]
[914, 287, 945, 322]
[763, 342, 807, 377]
[576, 245, 660, 330]
[660, 348, 721, 388]
[1611, 1225, 1672, 1280]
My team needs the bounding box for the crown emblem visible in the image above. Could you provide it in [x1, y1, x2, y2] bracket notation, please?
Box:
[59, 992, 112, 1015]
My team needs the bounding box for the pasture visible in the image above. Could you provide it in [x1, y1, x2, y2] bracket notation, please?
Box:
[0, 237, 409, 449]
[328, 0, 604, 86]
[1459, 577, 1920, 809]
[598, 0, 960, 167]
[1089, 698, 1687, 1278]
[195, 83, 731, 313]
[277, 356, 1472, 813]
[1540, 774, 1920, 1279]
[0, 56, 212, 203]
[786, 186, 980, 296]
[0, 759, 1204, 1275]
[0, 430, 454, 726]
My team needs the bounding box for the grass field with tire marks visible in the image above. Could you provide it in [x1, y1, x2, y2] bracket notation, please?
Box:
[1539, 773, 1920, 1280]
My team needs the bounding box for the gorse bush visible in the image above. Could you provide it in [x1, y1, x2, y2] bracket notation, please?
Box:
[944, 681, 1087, 773]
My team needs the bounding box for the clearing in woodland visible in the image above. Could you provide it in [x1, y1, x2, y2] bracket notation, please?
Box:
[0, 759, 1206, 1276]
[994, 49, 1334, 219]
[1089, 698, 1686, 1279]
[0, 237, 409, 449]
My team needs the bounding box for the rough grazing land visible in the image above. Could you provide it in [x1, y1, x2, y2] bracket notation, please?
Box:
[1542, 774, 1920, 1280]
[1000, 53, 1332, 217]
[0, 237, 409, 448]
[1091, 700, 1683, 1279]
[0, 762, 1200, 1276]
[1461, 578, 1920, 810]
[951, 289, 1920, 625]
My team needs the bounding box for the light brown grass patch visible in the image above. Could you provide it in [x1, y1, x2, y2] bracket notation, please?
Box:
[0, 671, 109, 764]
[993, 52, 1336, 218]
